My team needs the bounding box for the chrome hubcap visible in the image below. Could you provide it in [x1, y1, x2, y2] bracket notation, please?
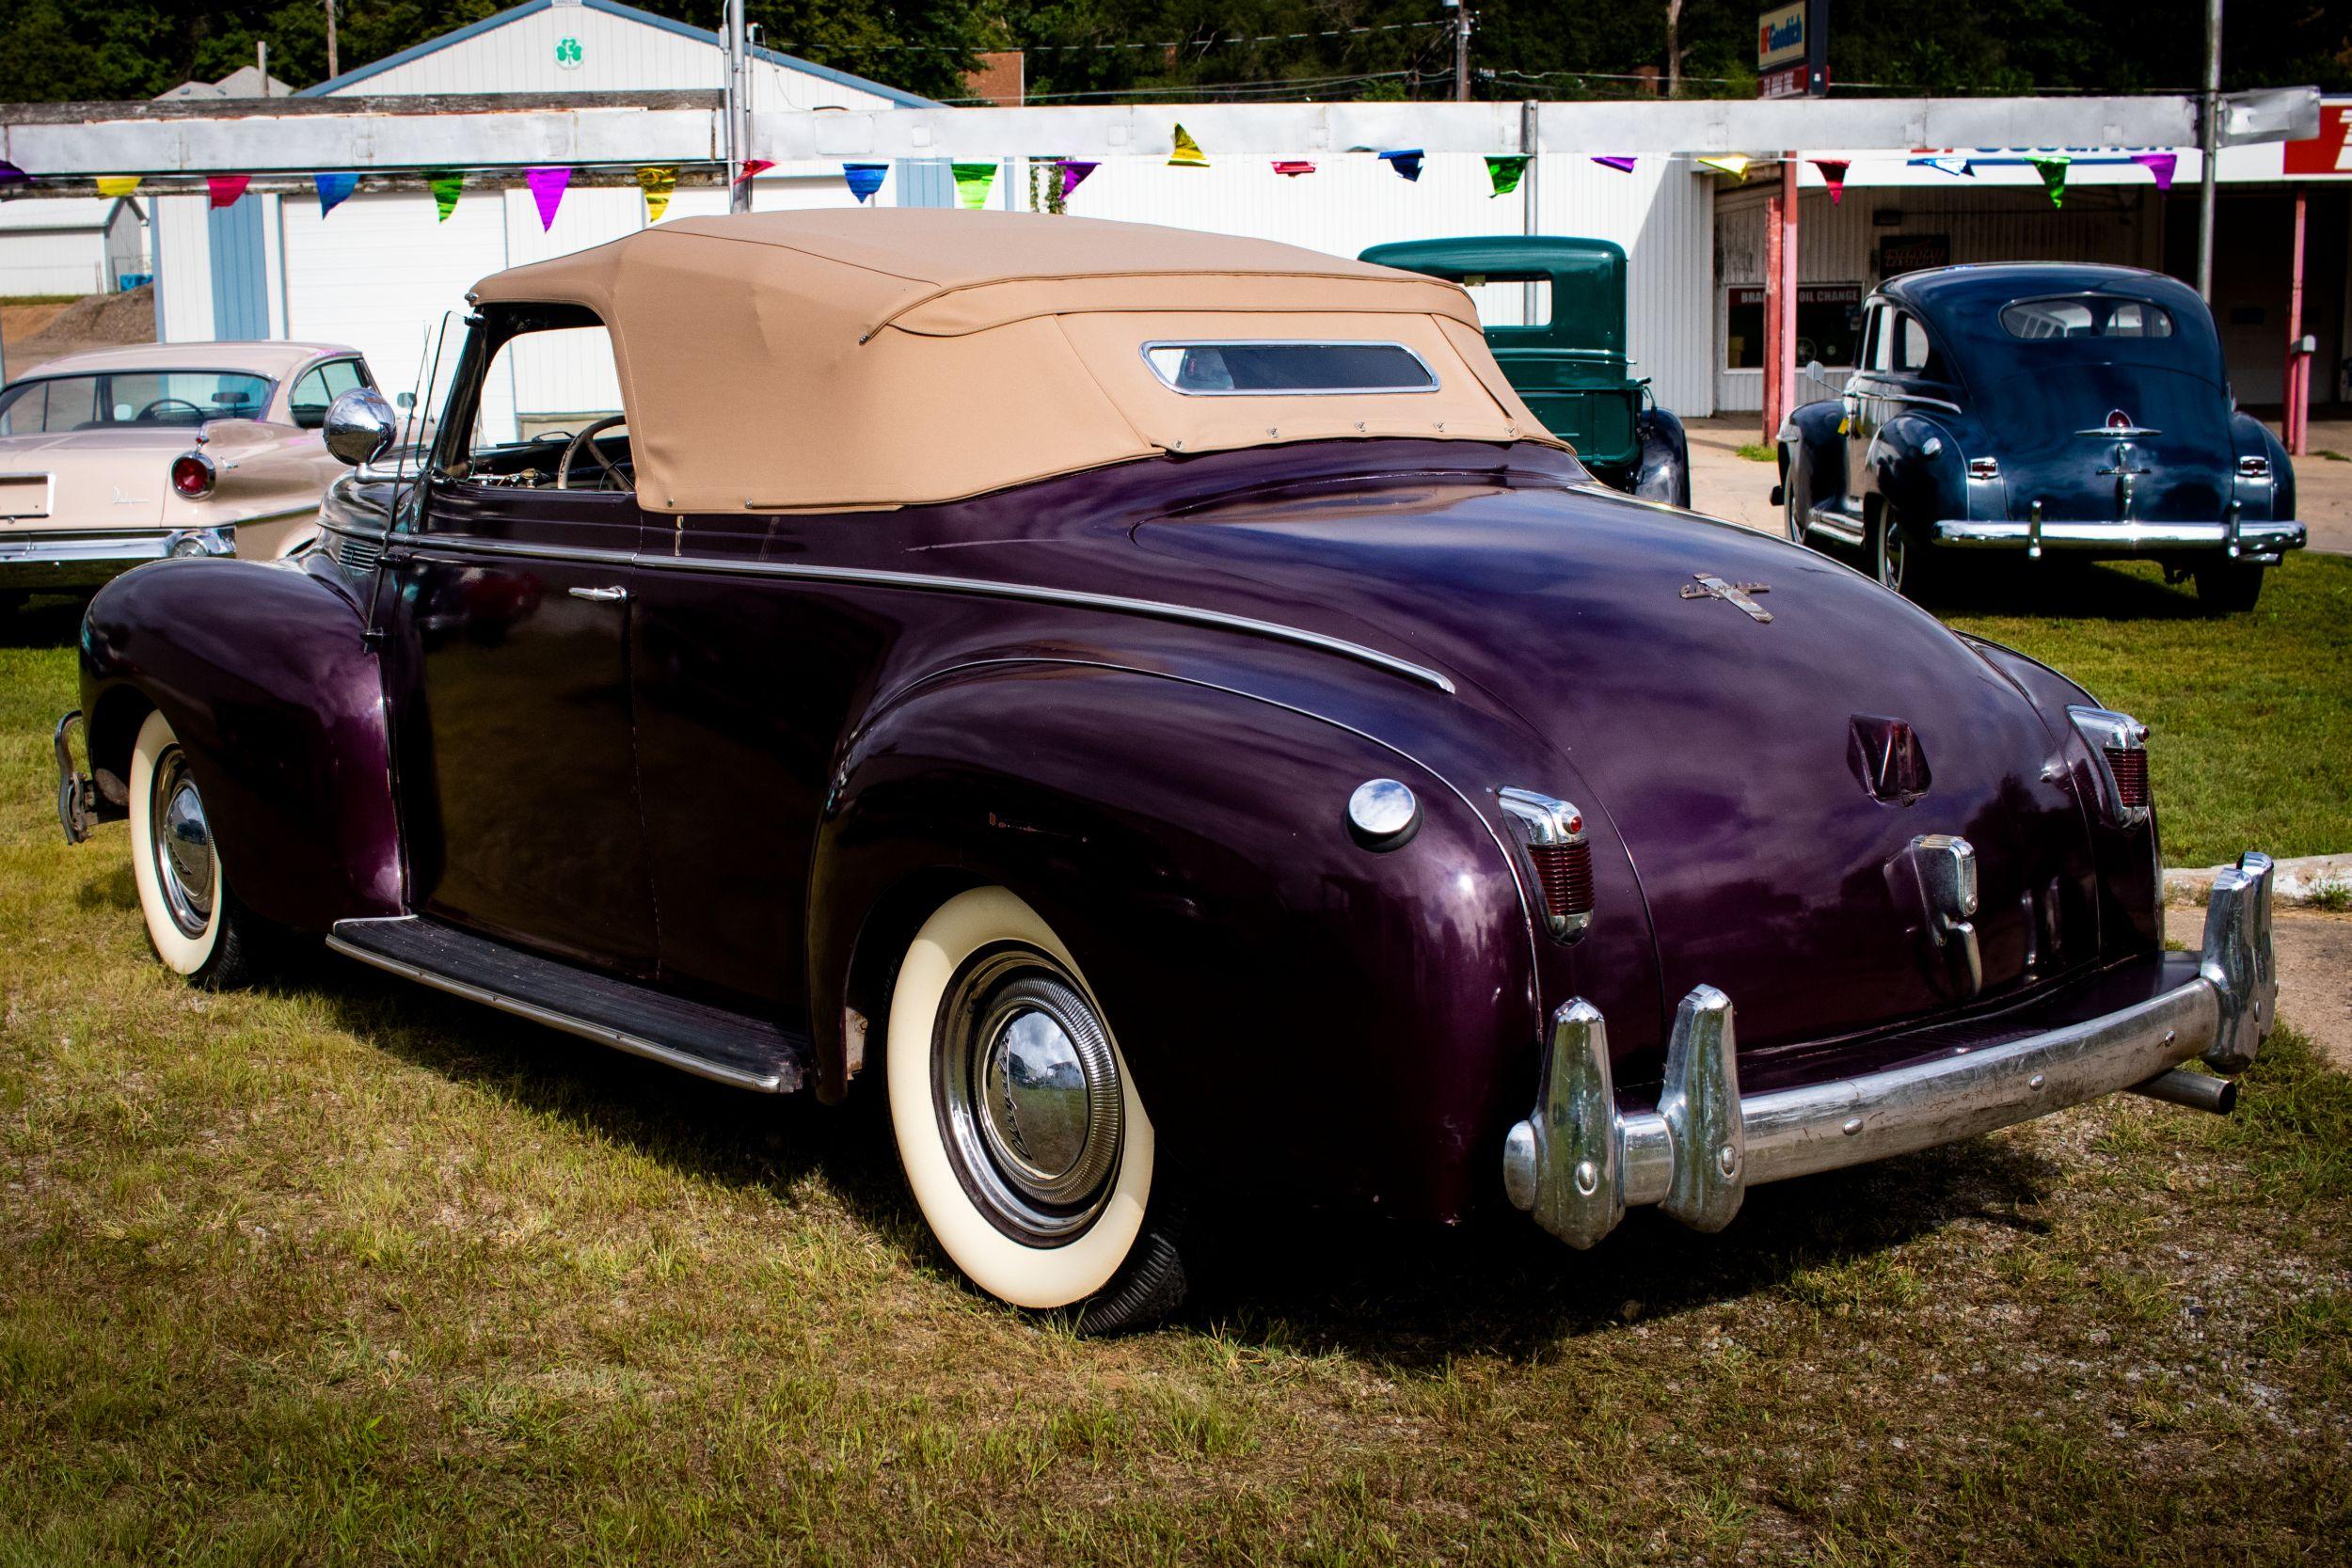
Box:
[1881, 524, 1906, 590]
[150, 749, 214, 937]
[935, 948, 1122, 1245]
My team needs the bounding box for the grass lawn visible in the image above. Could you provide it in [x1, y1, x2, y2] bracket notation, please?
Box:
[4, 579, 2350, 1564]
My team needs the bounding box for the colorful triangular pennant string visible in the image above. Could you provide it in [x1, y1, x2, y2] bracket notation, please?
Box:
[1059, 159, 1099, 198]
[428, 170, 463, 222]
[843, 163, 887, 203]
[951, 161, 997, 209]
[0, 161, 33, 187]
[313, 172, 357, 217]
[1271, 160, 1316, 178]
[1592, 155, 1637, 174]
[1914, 155, 1974, 178]
[1378, 149, 1424, 182]
[2031, 155, 2070, 208]
[1812, 159, 1849, 205]
[524, 166, 569, 230]
[637, 166, 676, 223]
[734, 158, 774, 184]
[1168, 125, 1208, 168]
[96, 175, 142, 199]
[1695, 154, 1752, 179]
[208, 174, 249, 209]
[2133, 151, 2178, 193]
[1485, 155, 1531, 197]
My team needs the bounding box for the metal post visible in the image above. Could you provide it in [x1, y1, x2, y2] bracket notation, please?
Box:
[2196, 0, 2222, 299]
[724, 0, 751, 214]
[1454, 5, 1473, 102]
[2286, 187, 2308, 456]
[258, 40, 270, 94]
[1763, 195, 1781, 444]
[1520, 100, 1539, 324]
[325, 0, 338, 80]
[1779, 154, 1800, 436]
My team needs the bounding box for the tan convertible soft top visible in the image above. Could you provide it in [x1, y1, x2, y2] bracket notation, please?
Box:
[469, 209, 1563, 515]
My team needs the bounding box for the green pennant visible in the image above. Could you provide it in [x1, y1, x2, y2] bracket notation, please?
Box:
[1485, 155, 1531, 198]
[952, 161, 997, 209]
[2031, 155, 2070, 209]
[428, 169, 464, 222]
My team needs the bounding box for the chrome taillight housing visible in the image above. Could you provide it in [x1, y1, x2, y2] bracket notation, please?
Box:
[1498, 787, 1592, 942]
[169, 451, 216, 499]
[2236, 453, 2271, 481]
[2068, 705, 2151, 830]
[1966, 456, 2000, 481]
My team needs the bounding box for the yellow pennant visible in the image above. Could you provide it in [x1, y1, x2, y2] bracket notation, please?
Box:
[637, 166, 678, 224]
[1168, 124, 1208, 168]
[1696, 154, 1753, 180]
[96, 175, 142, 198]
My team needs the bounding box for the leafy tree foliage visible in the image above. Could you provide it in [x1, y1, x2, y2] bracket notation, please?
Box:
[0, 0, 2341, 104]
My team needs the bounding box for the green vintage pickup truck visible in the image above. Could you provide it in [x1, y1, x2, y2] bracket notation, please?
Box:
[1360, 236, 1690, 508]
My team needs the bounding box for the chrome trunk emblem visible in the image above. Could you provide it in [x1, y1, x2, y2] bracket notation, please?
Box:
[1678, 573, 1772, 623]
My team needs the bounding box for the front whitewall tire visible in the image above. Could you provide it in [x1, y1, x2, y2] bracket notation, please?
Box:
[886, 886, 1155, 1310]
[128, 708, 222, 975]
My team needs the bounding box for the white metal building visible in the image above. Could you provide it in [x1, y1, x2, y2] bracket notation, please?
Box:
[0, 196, 148, 296]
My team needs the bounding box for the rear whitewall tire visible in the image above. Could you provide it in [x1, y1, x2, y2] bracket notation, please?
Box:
[886, 886, 1156, 1311]
[129, 708, 223, 976]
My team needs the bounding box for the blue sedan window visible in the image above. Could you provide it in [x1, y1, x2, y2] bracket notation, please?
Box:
[1999, 296, 2175, 341]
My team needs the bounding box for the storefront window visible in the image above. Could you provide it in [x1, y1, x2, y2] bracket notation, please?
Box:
[1725, 284, 1863, 371]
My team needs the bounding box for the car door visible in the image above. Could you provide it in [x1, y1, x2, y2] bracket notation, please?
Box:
[1843, 302, 1891, 503]
[383, 310, 658, 975]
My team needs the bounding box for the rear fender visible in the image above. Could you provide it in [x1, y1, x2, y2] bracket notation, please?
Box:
[1871, 412, 1966, 529]
[79, 556, 401, 931]
[807, 659, 1538, 1222]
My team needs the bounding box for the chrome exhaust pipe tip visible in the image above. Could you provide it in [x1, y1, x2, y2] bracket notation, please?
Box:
[2128, 1067, 2237, 1117]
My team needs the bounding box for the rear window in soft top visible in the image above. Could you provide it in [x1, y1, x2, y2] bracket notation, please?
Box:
[1998, 296, 2175, 341]
[1141, 341, 1438, 395]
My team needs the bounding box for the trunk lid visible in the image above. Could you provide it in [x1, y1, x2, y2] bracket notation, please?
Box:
[1971, 363, 2232, 524]
[1130, 476, 2102, 1062]
[0, 429, 182, 530]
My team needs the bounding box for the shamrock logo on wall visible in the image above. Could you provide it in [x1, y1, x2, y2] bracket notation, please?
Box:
[555, 36, 583, 69]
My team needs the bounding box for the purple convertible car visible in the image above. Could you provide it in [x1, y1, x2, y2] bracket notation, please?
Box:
[55, 212, 2278, 1328]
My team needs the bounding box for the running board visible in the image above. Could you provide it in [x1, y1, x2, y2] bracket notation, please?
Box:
[326, 915, 811, 1094]
[1803, 504, 1865, 546]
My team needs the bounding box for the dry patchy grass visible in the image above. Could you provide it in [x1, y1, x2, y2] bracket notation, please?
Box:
[2, 591, 2347, 1565]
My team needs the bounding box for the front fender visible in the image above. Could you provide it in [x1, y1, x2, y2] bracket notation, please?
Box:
[1778, 397, 1845, 512]
[808, 658, 1539, 1223]
[79, 556, 401, 931]
[1631, 406, 1691, 509]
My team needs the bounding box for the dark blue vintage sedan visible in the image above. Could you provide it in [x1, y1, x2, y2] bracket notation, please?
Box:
[1774, 263, 2304, 610]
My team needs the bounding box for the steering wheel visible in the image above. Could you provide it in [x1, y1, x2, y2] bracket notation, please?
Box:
[135, 397, 203, 422]
[556, 416, 630, 491]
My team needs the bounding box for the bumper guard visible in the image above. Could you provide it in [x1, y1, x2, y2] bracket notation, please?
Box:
[55, 709, 95, 845]
[1503, 851, 2277, 1248]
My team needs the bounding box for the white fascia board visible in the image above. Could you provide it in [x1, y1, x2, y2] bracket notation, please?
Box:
[3, 107, 719, 176]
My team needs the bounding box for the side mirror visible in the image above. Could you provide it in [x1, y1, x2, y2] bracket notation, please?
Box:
[323, 388, 399, 467]
[1806, 359, 1826, 381]
[397, 390, 417, 410]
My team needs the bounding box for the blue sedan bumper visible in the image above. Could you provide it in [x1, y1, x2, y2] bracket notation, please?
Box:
[1933, 515, 2307, 561]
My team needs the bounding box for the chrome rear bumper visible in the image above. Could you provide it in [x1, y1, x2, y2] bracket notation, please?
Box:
[1503, 851, 2278, 1248]
[1933, 515, 2306, 560]
[0, 527, 233, 592]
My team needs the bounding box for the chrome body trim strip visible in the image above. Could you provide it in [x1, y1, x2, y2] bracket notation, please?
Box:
[391, 531, 1458, 694]
[1503, 852, 2276, 1248]
[325, 927, 791, 1093]
[1933, 517, 2306, 552]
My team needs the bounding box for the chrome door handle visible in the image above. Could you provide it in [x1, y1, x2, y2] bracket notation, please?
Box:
[568, 584, 628, 603]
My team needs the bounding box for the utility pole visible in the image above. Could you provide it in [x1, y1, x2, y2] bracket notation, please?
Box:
[258, 39, 270, 93]
[725, 0, 752, 212]
[2196, 0, 2222, 299]
[325, 0, 339, 81]
[1441, 0, 1473, 102]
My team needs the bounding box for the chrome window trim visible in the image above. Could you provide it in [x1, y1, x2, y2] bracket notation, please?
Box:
[1137, 339, 1441, 397]
[389, 531, 1457, 694]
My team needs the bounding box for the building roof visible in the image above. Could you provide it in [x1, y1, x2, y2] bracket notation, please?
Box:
[0, 197, 138, 233]
[156, 64, 297, 100]
[297, 0, 935, 108]
[469, 208, 1553, 515]
[12, 341, 358, 381]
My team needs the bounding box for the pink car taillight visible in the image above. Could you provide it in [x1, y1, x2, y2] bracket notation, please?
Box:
[170, 451, 215, 499]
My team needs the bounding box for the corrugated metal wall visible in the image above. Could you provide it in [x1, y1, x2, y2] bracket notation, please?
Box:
[1712, 182, 2163, 413]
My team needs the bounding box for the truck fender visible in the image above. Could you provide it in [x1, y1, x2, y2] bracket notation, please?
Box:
[78, 557, 402, 932]
[805, 658, 1538, 1223]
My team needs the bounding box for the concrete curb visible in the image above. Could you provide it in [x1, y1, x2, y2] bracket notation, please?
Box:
[2164, 852, 2352, 908]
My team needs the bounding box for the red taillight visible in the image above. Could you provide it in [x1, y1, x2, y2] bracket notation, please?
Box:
[2104, 746, 2149, 810]
[1529, 839, 1595, 923]
[170, 453, 215, 499]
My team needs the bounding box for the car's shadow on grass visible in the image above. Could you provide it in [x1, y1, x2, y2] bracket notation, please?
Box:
[1916, 558, 2211, 621]
[294, 944, 2061, 1362]
[0, 594, 89, 650]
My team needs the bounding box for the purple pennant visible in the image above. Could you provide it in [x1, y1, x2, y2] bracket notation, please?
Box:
[842, 163, 887, 203]
[525, 166, 571, 230]
[1592, 155, 1637, 174]
[0, 160, 33, 188]
[1059, 158, 1099, 199]
[2133, 152, 2178, 193]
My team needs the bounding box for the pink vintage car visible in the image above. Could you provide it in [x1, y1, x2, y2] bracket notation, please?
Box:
[0, 340, 381, 610]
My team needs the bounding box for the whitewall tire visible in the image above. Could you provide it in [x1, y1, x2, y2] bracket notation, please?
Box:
[886, 886, 1167, 1315]
[127, 708, 260, 988]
